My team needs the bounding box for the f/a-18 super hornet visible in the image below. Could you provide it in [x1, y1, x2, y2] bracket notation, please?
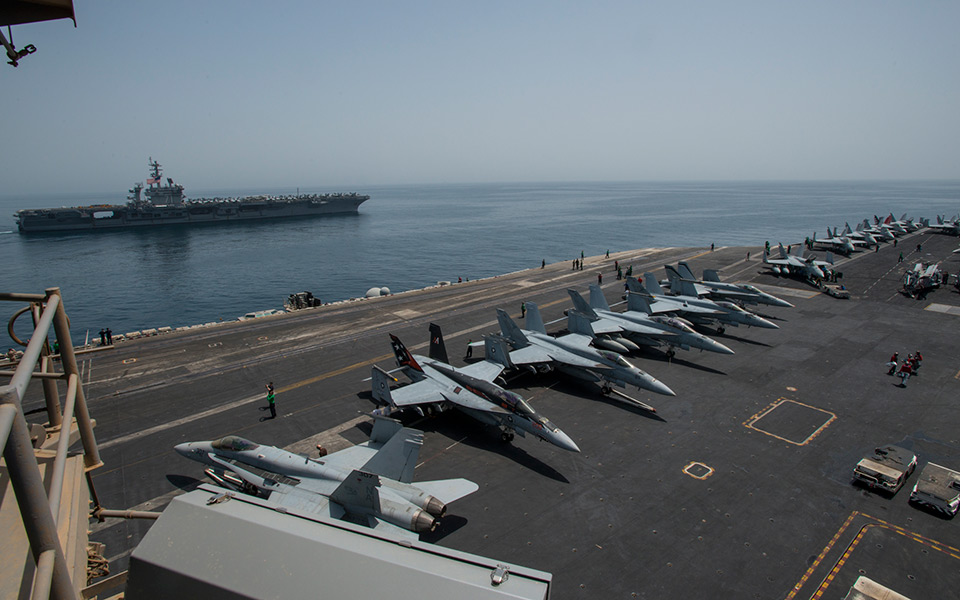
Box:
[492, 304, 676, 405]
[175, 417, 478, 540]
[762, 243, 834, 282]
[665, 262, 794, 308]
[565, 286, 734, 358]
[839, 222, 879, 247]
[627, 275, 778, 335]
[873, 214, 916, 236]
[371, 323, 579, 452]
[857, 218, 896, 242]
[811, 229, 857, 255]
[923, 215, 960, 236]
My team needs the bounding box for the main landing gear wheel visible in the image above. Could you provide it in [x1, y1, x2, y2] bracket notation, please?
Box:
[717, 326, 726, 335]
[501, 432, 515, 443]
[666, 349, 676, 360]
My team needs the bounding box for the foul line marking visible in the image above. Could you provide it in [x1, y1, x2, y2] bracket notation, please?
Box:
[787, 511, 960, 599]
[743, 398, 836, 446]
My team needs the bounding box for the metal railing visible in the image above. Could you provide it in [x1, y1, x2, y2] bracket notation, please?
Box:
[1, 288, 102, 600]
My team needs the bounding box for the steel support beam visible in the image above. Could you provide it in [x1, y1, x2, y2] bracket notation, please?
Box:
[46, 289, 100, 469]
[0, 385, 78, 600]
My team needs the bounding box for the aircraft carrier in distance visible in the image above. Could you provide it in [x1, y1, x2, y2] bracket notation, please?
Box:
[13, 158, 370, 233]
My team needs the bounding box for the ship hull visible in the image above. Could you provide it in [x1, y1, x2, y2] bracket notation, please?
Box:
[16, 196, 369, 233]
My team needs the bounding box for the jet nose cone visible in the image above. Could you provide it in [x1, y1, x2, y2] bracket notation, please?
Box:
[174, 442, 192, 458]
[755, 317, 779, 329]
[552, 429, 581, 453]
[772, 298, 795, 308]
[643, 375, 676, 397]
[711, 340, 736, 355]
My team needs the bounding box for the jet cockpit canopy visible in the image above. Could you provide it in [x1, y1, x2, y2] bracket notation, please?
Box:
[211, 436, 260, 452]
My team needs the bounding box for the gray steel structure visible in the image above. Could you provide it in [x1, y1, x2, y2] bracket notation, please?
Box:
[14, 159, 369, 233]
[126, 485, 552, 599]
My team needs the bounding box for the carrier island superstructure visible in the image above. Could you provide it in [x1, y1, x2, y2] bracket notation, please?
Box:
[14, 159, 370, 233]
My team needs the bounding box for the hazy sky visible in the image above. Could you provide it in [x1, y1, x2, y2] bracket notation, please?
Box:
[3, 1, 958, 194]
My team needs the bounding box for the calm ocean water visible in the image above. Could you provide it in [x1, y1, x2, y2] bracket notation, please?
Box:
[1, 180, 958, 349]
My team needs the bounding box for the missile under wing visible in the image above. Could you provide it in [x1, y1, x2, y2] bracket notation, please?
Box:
[175, 417, 478, 540]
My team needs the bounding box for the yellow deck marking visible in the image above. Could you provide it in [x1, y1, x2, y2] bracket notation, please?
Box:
[743, 398, 836, 446]
[787, 511, 960, 599]
[682, 461, 714, 480]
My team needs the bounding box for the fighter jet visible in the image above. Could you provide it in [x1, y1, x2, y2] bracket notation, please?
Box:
[566, 286, 735, 358]
[492, 304, 676, 399]
[666, 262, 794, 308]
[873, 214, 913, 236]
[859, 219, 897, 242]
[371, 323, 579, 452]
[902, 262, 944, 298]
[840, 222, 879, 247]
[627, 275, 779, 334]
[923, 216, 960, 236]
[762, 243, 834, 282]
[175, 417, 478, 540]
[888, 213, 922, 232]
[811, 229, 857, 255]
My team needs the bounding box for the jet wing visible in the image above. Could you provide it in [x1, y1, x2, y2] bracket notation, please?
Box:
[379, 364, 512, 425]
[507, 344, 555, 366]
[457, 359, 505, 382]
[661, 299, 724, 316]
[383, 379, 447, 408]
[643, 297, 686, 315]
[543, 334, 611, 368]
[586, 318, 623, 335]
[607, 314, 668, 337]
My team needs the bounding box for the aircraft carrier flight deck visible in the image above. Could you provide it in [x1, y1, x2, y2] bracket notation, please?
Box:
[24, 231, 960, 599]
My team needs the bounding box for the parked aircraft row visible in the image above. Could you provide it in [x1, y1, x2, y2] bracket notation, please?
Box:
[370, 264, 790, 442]
[176, 264, 794, 539]
[811, 214, 927, 256]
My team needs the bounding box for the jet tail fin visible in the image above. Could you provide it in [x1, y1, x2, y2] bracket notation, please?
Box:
[371, 365, 398, 406]
[663, 265, 682, 289]
[368, 414, 404, 445]
[567, 289, 597, 316]
[702, 269, 721, 282]
[524, 302, 547, 334]
[626, 291, 654, 314]
[676, 278, 700, 297]
[496, 309, 529, 347]
[677, 261, 697, 280]
[824, 252, 835, 265]
[427, 323, 449, 364]
[330, 470, 382, 510]
[588, 285, 611, 311]
[567, 310, 596, 336]
[624, 276, 644, 294]
[361, 425, 423, 483]
[483, 335, 514, 369]
[642, 272, 665, 296]
[389, 334, 423, 372]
